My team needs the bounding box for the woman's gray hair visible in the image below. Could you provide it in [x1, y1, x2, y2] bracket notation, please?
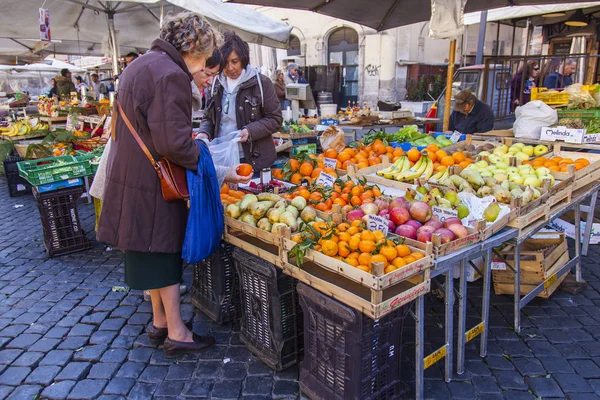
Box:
[160, 12, 223, 58]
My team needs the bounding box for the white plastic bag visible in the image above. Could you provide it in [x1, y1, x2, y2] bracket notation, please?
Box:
[208, 130, 242, 169]
[429, 0, 467, 39]
[514, 100, 558, 139]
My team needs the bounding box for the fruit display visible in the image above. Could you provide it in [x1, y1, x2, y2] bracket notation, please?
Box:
[0, 119, 49, 138]
[525, 155, 590, 172]
[281, 120, 313, 135]
[288, 218, 427, 275]
[478, 142, 549, 163]
[273, 153, 340, 184]
[411, 185, 470, 219]
[245, 180, 288, 194]
[281, 177, 383, 213]
[220, 185, 247, 206]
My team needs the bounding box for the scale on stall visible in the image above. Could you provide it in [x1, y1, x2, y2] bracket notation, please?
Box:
[285, 83, 311, 121]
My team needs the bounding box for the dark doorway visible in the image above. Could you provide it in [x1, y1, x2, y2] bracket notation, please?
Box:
[328, 27, 359, 108]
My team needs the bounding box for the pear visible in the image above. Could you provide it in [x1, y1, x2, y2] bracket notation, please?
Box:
[483, 202, 501, 222]
[444, 191, 460, 206]
[456, 204, 469, 219]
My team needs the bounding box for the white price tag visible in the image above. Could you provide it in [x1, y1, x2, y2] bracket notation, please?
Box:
[315, 125, 329, 131]
[315, 172, 335, 187]
[450, 131, 462, 143]
[324, 157, 338, 169]
[432, 206, 458, 222]
[366, 214, 389, 236]
[540, 126, 586, 144]
[29, 118, 38, 129]
[491, 261, 506, 271]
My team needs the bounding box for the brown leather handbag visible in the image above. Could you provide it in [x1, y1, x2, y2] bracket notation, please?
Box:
[115, 100, 189, 202]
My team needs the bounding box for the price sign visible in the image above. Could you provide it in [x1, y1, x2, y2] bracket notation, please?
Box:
[366, 214, 389, 236]
[540, 126, 587, 144]
[29, 118, 38, 129]
[315, 171, 335, 187]
[582, 133, 600, 143]
[450, 131, 462, 143]
[491, 261, 506, 271]
[432, 206, 458, 223]
[324, 157, 338, 169]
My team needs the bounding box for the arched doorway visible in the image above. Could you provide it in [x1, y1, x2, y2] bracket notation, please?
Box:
[328, 27, 359, 107]
[287, 35, 301, 57]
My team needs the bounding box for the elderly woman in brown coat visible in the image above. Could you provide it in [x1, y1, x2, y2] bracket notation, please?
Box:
[98, 13, 249, 358]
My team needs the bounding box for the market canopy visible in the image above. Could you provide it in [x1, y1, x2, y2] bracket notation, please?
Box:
[225, 0, 588, 31]
[464, 2, 600, 26]
[0, 0, 292, 58]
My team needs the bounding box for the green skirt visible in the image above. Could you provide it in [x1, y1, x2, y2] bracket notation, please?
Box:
[124, 251, 182, 291]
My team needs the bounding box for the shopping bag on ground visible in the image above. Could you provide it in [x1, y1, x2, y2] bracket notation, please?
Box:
[208, 130, 242, 170]
[182, 140, 224, 264]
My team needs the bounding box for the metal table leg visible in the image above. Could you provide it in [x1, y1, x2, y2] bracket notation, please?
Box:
[445, 269, 454, 382]
[415, 294, 424, 400]
[456, 259, 467, 375]
[480, 249, 492, 358]
[581, 189, 598, 257]
[575, 204, 582, 282]
[514, 244, 521, 333]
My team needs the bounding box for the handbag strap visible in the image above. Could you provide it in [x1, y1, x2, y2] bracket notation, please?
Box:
[116, 100, 162, 177]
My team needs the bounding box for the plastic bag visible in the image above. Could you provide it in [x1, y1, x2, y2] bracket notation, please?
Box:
[514, 100, 558, 139]
[182, 140, 224, 264]
[208, 130, 242, 169]
[565, 84, 597, 109]
[429, 0, 467, 39]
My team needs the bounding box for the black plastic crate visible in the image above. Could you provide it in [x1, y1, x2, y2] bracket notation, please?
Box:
[34, 185, 92, 257]
[3, 155, 31, 197]
[191, 242, 241, 324]
[232, 247, 303, 371]
[297, 283, 411, 400]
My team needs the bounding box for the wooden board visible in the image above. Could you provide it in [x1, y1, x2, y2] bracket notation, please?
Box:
[480, 206, 519, 241]
[508, 204, 550, 232]
[494, 238, 567, 283]
[275, 141, 292, 153]
[547, 187, 572, 209]
[431, 227, 482, 257]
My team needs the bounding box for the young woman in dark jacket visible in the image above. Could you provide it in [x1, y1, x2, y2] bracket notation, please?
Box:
[198, 32, 282, 171]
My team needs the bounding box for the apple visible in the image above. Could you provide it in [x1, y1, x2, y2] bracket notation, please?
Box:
[488, 154, 502, 164]
[521, 145, 534, 157]
[534, 144, 549, 156]
[493, 173, 508, 182]
[475, 160, 489, 168]
[480, 170, 493, 178]
[478, 151, 491, 157]
[509, 174, 524, 185]
[506, 167, 519, 174]
[494, 144, 509, 155]
[495, 161, 509, 170]
[514, 152, 530, 161]
[535, 167, 551, 177]
[523, 176, 542, 187]
[512, 142, 525, 149]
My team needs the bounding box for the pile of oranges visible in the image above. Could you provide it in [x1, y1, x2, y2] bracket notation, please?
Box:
[332, 139, 404, 171]
[281, 178, 381, 213]
[272, 154, 339, 185]
[524, 156, 590, 172]
[420, 144, 474, 172]
[219, 185, 246, 205]
[290, 219, 425, 275]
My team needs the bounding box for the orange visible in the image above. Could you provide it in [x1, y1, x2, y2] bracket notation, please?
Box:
[290, 173, 302, 185]
[386, 146, 394, 154]
[324, 167, 338, 178]
[380, 246, 398, 262]
[220, 184, 229, 194]
[384, 265, 396, 274]
[371, 254, 389, 267]
[372, 230, 386, 242]
[358, 252, 372, 266]
[288, 158, 299, 172]
[550, 156, 563, 163]
[299, 162, 314, 177]
[359, 240, 376, 253]
[351, 219, 364, 227]
[348, 252, 360, 259]
[369, 156, 382, 166]
[452, 152, 466, 163]
[426, 144, 439, 152]
[410, 252, 425, 260]
[392, 257, 407, 269]
[338, 232, 351, 243]
[548, 165, 560, 172]
[347, 226, 359, 236]
[575, 158, 590, 166]
[373, 143, 387, 155]
[574, 162, 585, 171]
[337, 241, 350, 257]
[559, 158, 573, 165]
[357, 265, 371, 272]
[356, 161, 369, 170]
[345, 257, 359, 267]
[407, 148, 421, 163]
[435, 150, 448, 161]
[435, 164, 447, 173]
[337, 151, 351, 163]
[459, 161, 471, 170]
[337, 222, 350, 232]
[560, 164, 569, 172]
[373, 186, 382, 197]
[348, 236, 361, 251]
[440, 156, 455, 167]
[312, 221, 330, 236]
[543, 160, 557, 168]
[396, 244, 411, 257]
[360, 230, 376, 241]
[321, 240, 338, 257]
[291, 234, 303, 243]
[403, 255, 416, 264]
[237, 163, 253, 176]
[324, 148, 338, 159]
[425, 150, 437, 163]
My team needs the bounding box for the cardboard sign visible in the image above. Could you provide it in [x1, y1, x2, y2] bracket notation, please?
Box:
[324, 157, 338, 169]
[450, 131, 462, 143]
[315, 171, 335, 187]
[539, 126, 599, 144]
[366, 214, 389, 236]
[491, 261, 506, 271]
[432, 206, 458, 223]
[39, 8, 51, 42]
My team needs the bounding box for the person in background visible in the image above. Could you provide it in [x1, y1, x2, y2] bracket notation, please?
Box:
[48, 78, 57, 98]
[55, 68, 76, 98]
[511, 60, 539, 110]
[448, 89, 494, 134]
[90, 74, 108, 99]
[124, 52, 139, 67]
[273, 69, 286, 109]
[297, 69, 307, 84]
[107, 76, 117, 93]
[74, 76, 88, 93]
[198, 31, 282, 171]
[544, 58, 577, 89]
[284, 62, 299, 85]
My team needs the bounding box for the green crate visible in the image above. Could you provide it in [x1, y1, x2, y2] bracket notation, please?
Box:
[557, 109, 600, 122]
[18, 155, 93, 185]
[292, 143, 317, 157]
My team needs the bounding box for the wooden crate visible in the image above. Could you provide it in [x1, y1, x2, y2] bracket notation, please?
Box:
[223, 217, 286, 267]
[541, 148, 600, 191]
[431, 227, 482, 257]
[438, 134, 498, 156]
[480, 206, 519, 241]
[493, 233, 568, 298]
[507, 204, 550, 232]
[548, 186, 572, 209]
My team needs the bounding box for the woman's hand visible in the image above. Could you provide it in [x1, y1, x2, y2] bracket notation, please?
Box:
[194, 132, 209, 140]
[239, 129, 249, 143]
[224, 165, 253, 184]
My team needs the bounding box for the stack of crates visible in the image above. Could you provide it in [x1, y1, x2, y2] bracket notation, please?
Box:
[3, 155, 31, 197]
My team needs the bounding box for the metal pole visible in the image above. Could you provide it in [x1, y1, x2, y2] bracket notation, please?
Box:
[107, 14, 120, 77]
[524, 19, 532, 56]
[443, 40, 457, 132]
[514, 244, 521, 332]
[444, 269, 454, 382]
[575, 202, 582, 282]
[415, 296, 424, 400]
[481, 249, 491, 358]
[456, 259, 467, 375]
[511, 22, 516, 56]
[475, 11, 487, 65]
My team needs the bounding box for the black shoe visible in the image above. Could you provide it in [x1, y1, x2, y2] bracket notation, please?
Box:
[147, 320, 193, 348]
[163, 333, 216, 358]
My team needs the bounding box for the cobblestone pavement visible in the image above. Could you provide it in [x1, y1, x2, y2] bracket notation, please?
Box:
[0, 178, 599, 399]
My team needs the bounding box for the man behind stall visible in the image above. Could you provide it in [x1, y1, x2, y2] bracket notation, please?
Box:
[448, 89, 494, 134]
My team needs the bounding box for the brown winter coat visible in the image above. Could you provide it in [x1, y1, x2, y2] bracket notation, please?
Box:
[55, 75, 76, 98]
[274, 79, 286, 101]
[97, 39, 200, 253]
[199, 70, 282, 171]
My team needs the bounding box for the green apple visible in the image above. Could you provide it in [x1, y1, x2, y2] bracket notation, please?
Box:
[518, 165, 533, 172]
[480, 170, 493, 177]
[475, 160, 489, 168]
[478, 151, 491, 157]
[489, 154, 502, 164]
[535, 167, 551, 177]
[495, 161, 509, 170]
[515, 152, 530, 161]
[493, 144, 509, 155]
[493, 173, 508, 182]
[524, 176, 542, 187]
[512, 142, 525, 149]
[534, 144, 549, 156]
[509, 145, 520, 154]
[522, 145, 534, 157]
[509, 174, 524, 184]
[506, 167, 519, 174]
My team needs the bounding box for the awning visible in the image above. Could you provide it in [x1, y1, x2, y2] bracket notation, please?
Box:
[464, 2, 600, 26]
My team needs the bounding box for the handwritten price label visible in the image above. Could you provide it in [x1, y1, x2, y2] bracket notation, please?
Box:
[324, 157, 338, 169]
[432, 206, 458, 222]
[450, 131, 462, 143]
[366, 214, 389, 236]
[315, 172, 335, 187]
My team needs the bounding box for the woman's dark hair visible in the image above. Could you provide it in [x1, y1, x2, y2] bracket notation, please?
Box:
[75, 76, 83, 82]
[220, 31, 250, 69]
[206, 48, 224, 70]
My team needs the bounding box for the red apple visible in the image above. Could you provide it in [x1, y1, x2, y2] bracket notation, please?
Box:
[434, 228, 456, 244]
[447, 223, 469, 239]
[410, 201, 432, 223]
[395, 224, 417, 240]
[389, 207, 410, 226]
[424, 217, 443, 230]
[443, 217, 462, 228]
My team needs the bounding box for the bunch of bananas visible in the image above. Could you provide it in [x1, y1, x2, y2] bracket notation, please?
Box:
[377, 154, 433, 182]
[0, 120, 49, 137]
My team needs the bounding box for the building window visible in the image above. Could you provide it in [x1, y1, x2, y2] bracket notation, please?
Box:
[288, 35, 301, 57]
[328, 27, 359, 104]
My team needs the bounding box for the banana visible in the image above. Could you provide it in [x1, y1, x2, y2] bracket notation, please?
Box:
[377, 157, 404, 177]
[396, 154, 429, 182]
[386, 156, 410, 179]
[419, 156, 434, 180]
